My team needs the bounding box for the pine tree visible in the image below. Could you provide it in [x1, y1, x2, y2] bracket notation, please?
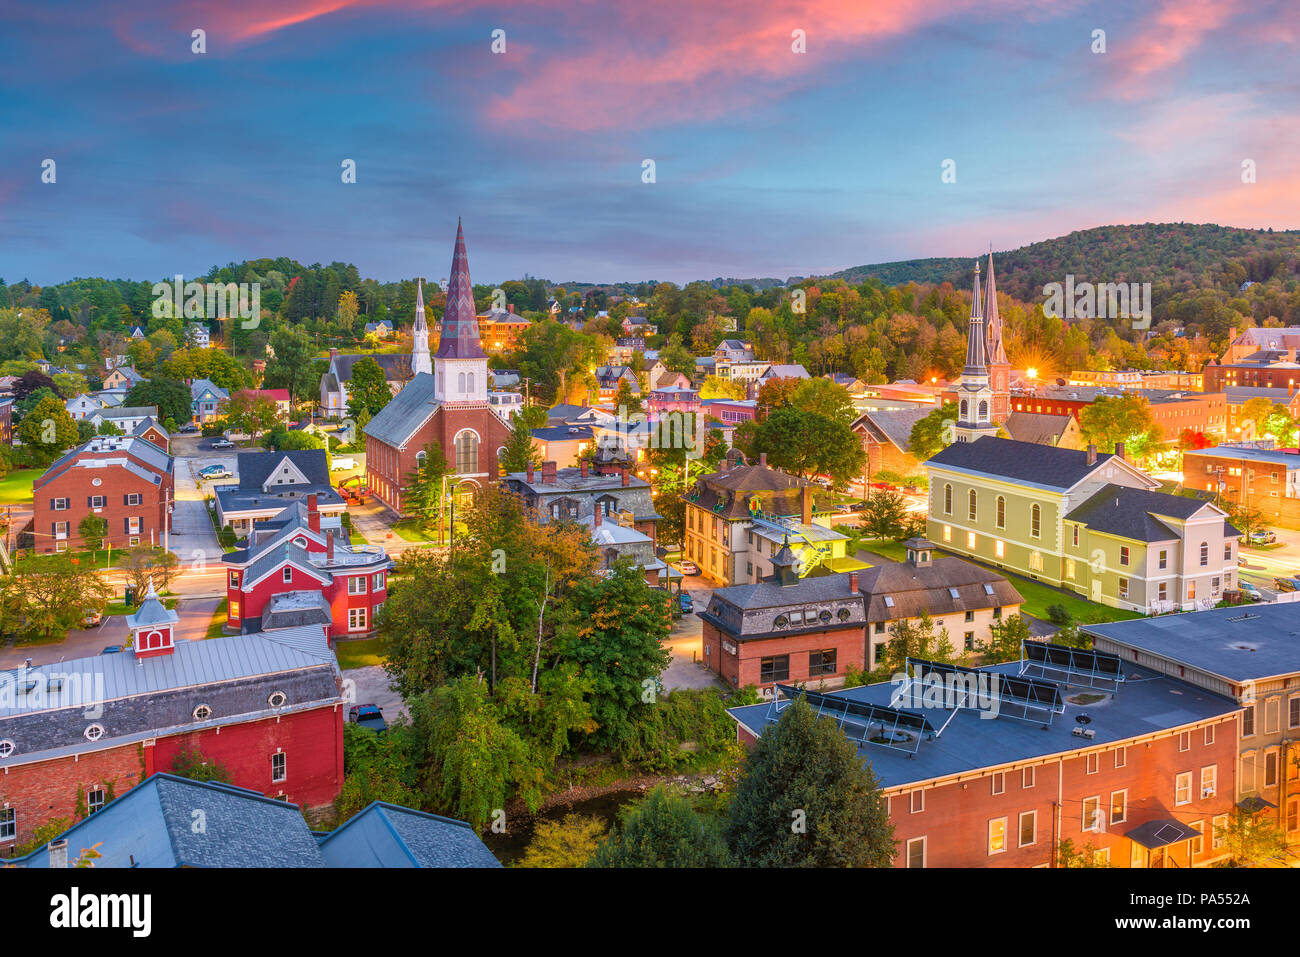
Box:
[499, 417, 540, 474]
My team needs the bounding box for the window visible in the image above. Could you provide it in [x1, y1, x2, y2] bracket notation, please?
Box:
[1205, 724, 1216, 746]
[1158, 549, 1167, 570]
[282, 566, 293, 584]
[808, 649, 837, 677]
[1224, 542, 1232, 561]
[1265, 697, 1280, 734]
[760, 656, 789, 683]
[348, 576, 367, 595]
[909, 790, 924, 813]
[1065, 558, 1075, 579]
[348, 607, 368, 631]
[996, 496, 1005, 528]
[1243, 704, 1256, 737]
[87, 788, 106, 815]
[1082, 796, 1101, 832]
[454, 430, 479, 474]
[1178, 731, 1190, 752]
[1189, 820, 1204, 856]
[0, 740, 13, 758]
[84, 724, 105, 742]
[1199, 541, 1209, 567]
[966, 531, 977, 549]
[271, 752, 287, 783]
[52, 497, 69, 510]
[125, 493, 142, 506]
[1265, 751, 1278, 788]
[990, 772, 1005, 795]
[1019, 810, 1036, 847]
[965, 610, 975, 623]
[1119, 546, 1129, 566]
[1118, 578, 1128, 600]
[906, 837, 926, 868]
[1071, 524, 1079, 547]
[988, 817, 1007, 855]
[229, 571, 240, 588]
[1110, 790, 1127, 824]
[229, 600, 240, 620]
[1086, 753, 1098, 774]
[88, 495, 105, 508]
[1175, 771, 1192, 806]
[1212, 814, 1228, 849]
[1290, 696, 1300, 729]
[1158, 582, 1167, 602]
[1202, 765, 1218, 797]
[1029, 551, 1042, 572]
[1030, 504, 1040, 538]
[943, 484, 952, 515]
[193, 704, 212, 721]
[968, 489, 977, 521]
[1023, 766, 1036, 789]
[1289, 800, 1299, 834]
[1114, 746, 1126, 769]
[995, 540, 1005, 558]
[372, 572, 385, 591]
[0, 808, 13, 841]
[942, 525, 951, 542]
[964, 631, 975, 651]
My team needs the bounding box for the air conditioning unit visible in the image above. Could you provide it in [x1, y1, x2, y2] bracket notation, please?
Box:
[1202, 787, 1215, 798]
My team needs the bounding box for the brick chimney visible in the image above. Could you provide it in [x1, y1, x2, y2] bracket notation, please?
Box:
[526, 461, 534, 482]
[580, 459, 588, 478]
[507, 302, 515, 314]
[326, 528, 335, 555]
[801, 485, 813, 525]
[759, 452, 767, 468]
[621, 466, 630, 488]
[48, 839, 68, 869]
[1086, 442, 1097, 466]
[1114, 441, 1125, 460]
[541, 461, 557, 484]
[594, 506, 602, 528]
[307, 493, 320, 533]
[329, 347, 338, 360]
[849, 570, 859, 592]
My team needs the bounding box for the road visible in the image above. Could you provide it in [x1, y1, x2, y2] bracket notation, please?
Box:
[662, 573, 724, 692]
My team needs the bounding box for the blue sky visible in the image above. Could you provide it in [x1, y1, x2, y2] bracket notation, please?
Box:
[2, 0, 1297, 286]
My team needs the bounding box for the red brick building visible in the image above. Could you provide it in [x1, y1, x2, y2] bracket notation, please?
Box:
[729, 657, 1242, 867]
[363, 222, 511, 513]
[32, 434, 173, 553]
[851, 408, 928, 479]
[1183, 445, 1300, 529]
[222, 495, 393, 637]
[0, 588, 343, 851]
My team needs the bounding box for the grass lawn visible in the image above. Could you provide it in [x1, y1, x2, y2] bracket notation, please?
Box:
[204, 600, 228, 639]
[0, 469, 42, 504]
[855, 538, 1141, 624]
[17, 545, 173, 572]
[104, 596, 179, 616]
[336, 636, 384, 669]
[389, 518, 442, 543]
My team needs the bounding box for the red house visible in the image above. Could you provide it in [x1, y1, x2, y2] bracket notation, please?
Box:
[32, 434, 174, 553]
[0, 585, 344, 852]
[221, 495, 392, 638]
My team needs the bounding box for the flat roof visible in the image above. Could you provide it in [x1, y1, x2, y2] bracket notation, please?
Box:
[1184, 445, 1300, 468]
[728, 660, 1238, 790]
[1083, 603, 1300, 683]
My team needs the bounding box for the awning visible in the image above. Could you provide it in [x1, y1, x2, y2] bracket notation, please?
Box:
[1125, 819, 1201, 850]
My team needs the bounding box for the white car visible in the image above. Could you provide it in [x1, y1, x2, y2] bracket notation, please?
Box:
[331, 457, 355, 471]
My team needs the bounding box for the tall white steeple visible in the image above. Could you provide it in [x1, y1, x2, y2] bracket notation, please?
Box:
[411, 278, 432, 376]
[955, 260, 998, 443]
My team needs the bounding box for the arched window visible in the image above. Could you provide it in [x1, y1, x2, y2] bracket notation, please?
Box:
[415, 449, 427, 473]
[1199, 541, 1209, 566]
[960, 399, 968, 419]
[458, 372, 466, 393]
[996, 495, 1005, 529]
[467, 372, 474, 394]
[943, 483, 952, 515]
[978, 400, 988, 421]
[968, 489, 977, 521]
[455, 430, 479, 474]
[1030, 503, 1041, 538]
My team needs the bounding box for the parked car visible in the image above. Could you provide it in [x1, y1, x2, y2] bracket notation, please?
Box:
[676, 560, 701, 576]
[177, 423, 200, 434]
[210, 438, 235, 450]
[82, 609, 103, 628]
[199, 465, 231, 480]
[100, 646, 123, 655]
[1273, 577, 1299, 592]
[1244, 529, 1276, 545]
[348, 704, 387, 733]
[331, 457, 356, 471]
[679, 593, 694, 614]
[1239, 581, 1263, 602]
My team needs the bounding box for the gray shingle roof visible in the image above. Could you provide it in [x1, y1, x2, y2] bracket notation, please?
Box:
[927, 435, 1113, 490]
[237, 449, 330, 489]
[318, 803, 503, 868]
[852, 408, 929, 453]
[856, 556, 1023, 622]
[1004, 411, 1073, 446]
[1065, 484, 1232, 542]
[362, 372, 440, 448]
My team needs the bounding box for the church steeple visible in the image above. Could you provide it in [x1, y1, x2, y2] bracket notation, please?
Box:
[983, 249, 1011, 423]
[432, 220, 489, 404]
[955, 260, 998, 443]
[411, 278, 431, 376]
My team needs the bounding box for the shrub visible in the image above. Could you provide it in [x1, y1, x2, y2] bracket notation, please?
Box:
[218, 524, 238, 548]
[1045, 603, 1072, 626]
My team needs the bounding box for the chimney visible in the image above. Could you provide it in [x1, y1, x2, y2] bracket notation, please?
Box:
[48, 839, 68, 869]
[507, 303, 515, 314]
[1086, 442, 1097, 466]
[326, 528, 335, 555]
[1114, 441, 1125, 460]
[580, 459, 588, 478]
[621, 466, 630, 488]
[594, 507, 602, 528]
[801, 485, 813, 525]
[849, 570, 859, 592]
[307, 493, 320, 533]
[526, 461, 534, 482]
[542, 460, 557, 484]
[759, 452, 767, 468]
[329, 347, 338, 360]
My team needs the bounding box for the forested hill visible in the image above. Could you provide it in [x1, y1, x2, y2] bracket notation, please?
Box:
[828, 224, 1300, 301]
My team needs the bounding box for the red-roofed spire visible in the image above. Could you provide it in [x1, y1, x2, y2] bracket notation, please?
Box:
[984, 249, 1008, 366]
[435, 219, 486, 360]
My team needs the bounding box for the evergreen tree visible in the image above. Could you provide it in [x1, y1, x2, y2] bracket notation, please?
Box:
[499, 417, 541, 475]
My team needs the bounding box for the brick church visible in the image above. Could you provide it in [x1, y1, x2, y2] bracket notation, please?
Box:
[364, 221, 512, 513]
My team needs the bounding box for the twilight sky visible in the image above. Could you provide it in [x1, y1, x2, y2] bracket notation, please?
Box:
[2, 0, 1298, 286]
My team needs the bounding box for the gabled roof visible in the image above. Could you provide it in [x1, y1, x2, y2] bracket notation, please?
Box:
[927, 436, 1146, 492]
[189, 378, 229, 401]
[318, 802, 502, 868]
[760, 364, 810, 379]
[852, 408, 929, 454]
[236, 448, 330, 490]
[329, 353, 411, 384]
[362, 372, 441, 448]
[1004, 411, 1074, 446]
[856, 556, 1023, 622]
[1066, 484, 1235, 542]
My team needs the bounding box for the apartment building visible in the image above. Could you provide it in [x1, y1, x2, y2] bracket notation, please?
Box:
[1183, 444, 1300, 529]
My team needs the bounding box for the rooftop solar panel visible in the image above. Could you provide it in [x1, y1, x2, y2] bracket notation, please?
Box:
[771, 684, 936, 753]
[906, 658, 1064, 725]
[1021, 641, 1125, 691]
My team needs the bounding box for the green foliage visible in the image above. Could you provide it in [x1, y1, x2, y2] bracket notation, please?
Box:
[77, 514, 108, 552]
[1214, 808, 1287, 866]
[498, 417, 541, 475]
[859, 489, 909, 539]
[986, 613, 1031, 663]
[1045, 603, 1072, 626]
[336, 721, 421, 822]
[750, 405, 865, 482]
[726, 697, 895, 867]
[218, 524, 238, 548]
[15, 817, 74, 856]
[1057, 838, 1112, 867]
[518, 814, 607, 868]
[1079, 394, 1162, 462]
[0, 555, 111, 641]
[617, 689, 741, 772]
[909, 402, 958, 460]
[346, 356, 393, 420]
[875, 612, 958, 677]
[124, 377, 192, 426]
[588, 786, 731, 868]
[14, 393, 79, 464]
[170, 747, 233, 783]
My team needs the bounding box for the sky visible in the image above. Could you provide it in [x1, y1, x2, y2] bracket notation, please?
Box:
[2, 0, 1298, 287]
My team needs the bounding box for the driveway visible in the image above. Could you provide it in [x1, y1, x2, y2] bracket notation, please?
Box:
[662, 574, 724, 692]
[340, 665, 406, 725]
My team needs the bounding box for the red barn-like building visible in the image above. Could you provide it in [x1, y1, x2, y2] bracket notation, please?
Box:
[0, 586, 344, 852]
[221, 495, 392, 638]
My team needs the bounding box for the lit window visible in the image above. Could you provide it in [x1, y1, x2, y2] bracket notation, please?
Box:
[988, 817, 1007, 855]
[1175, 772, 1192, 806]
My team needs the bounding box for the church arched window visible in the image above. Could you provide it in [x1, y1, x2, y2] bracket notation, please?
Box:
[458, 372, 466, 394]
[978, 400, 988, 421]
[454, 430, 479, 474]
[415, 449, 427, 473]
[960, 399, 968, 419]
[467, 373, 474, 394]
